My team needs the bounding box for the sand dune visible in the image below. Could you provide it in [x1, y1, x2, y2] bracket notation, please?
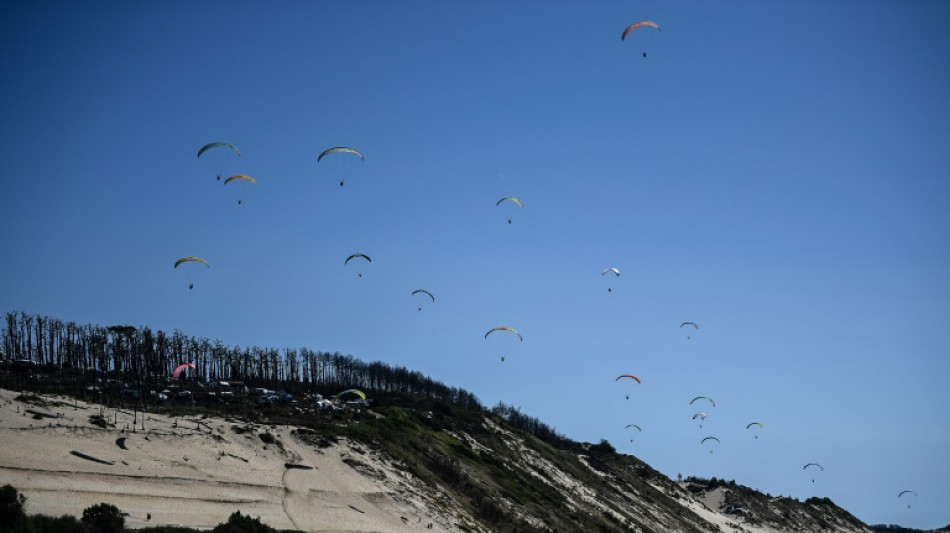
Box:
[0, 389, 463, 531]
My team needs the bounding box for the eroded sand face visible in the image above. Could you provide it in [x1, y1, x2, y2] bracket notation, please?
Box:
[0, 389, 466, 532]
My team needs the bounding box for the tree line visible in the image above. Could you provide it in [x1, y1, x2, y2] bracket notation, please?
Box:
[2, 310, 578, 450]
[1, 311, 480, 411]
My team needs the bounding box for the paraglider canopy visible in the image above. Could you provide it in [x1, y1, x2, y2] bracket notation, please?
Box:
[411, 289, 435, 302]
[621, 21, 661, 41]
[172, 362, 196, 380]
[335, 388, 366, 400]
[484, 326, 523, 342]
[197, 142, 241, 158]
[495, 197, 523, 208]
[615, 374, 641, 383]
[223, 175, 256, 185]
[318, 146, 364, 163]
[690, 396, 716, 407]
[174, 257, 210, 269]
[344, 253, 371, 265]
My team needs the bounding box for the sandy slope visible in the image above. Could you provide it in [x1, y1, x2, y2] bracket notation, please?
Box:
[0, 389, 465, 532]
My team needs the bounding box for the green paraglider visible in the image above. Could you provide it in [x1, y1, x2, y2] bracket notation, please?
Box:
[335, 389, 366, 400]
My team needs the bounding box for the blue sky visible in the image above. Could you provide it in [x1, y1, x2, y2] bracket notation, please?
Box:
[2, 1, 948, 528]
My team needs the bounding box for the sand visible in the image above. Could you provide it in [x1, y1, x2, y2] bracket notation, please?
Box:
[0, 388, 468, 532]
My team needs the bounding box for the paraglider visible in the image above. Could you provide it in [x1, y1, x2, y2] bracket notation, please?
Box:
[345, 253, 371, 277]
[335, 388, 367, 400]
[746, 422, 763, 439]
[172, 362, 196, 380]
[701, 436, 720, 454]
[898, 490, 917, 508]
[318, 146, 364, 186]
[411, 289, 435, 311]
[174, 257, 209, 290]
[626, 424, 642, 443]
[223, 174, 256, 204]
[485, 326, 522, 363]
[680, 322, 699, 339]
[496, 197, 523, 224]
[602, 267, 620, 292]
[692, 412, 707, 428]
[803, 463, 824, 483]
[198, 142, 241, 181]
[621, 21, 661, 58]
[616, 374, 641, 400]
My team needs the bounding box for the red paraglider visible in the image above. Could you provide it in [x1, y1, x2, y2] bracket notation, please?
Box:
[172, 362, 196, 380]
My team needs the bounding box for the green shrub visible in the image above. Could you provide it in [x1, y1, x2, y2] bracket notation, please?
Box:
[211, 511, 276, 533]
[29, 514, 86, 533]
[81, 503, 124, 533]
[0, 484, 30, 532]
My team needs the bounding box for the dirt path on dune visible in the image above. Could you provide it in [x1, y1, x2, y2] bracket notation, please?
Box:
[280, 436, 307, 531]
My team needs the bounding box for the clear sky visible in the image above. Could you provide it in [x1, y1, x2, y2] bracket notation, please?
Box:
[2, 1, 948, 529]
